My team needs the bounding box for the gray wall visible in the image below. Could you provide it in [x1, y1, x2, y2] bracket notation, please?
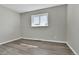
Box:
[21, 5, 67, 42]
[0, 5, 20, 43]
[67, 4, 79, 54]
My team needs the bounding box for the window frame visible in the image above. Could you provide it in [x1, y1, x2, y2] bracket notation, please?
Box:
[31, 13, 48, 27]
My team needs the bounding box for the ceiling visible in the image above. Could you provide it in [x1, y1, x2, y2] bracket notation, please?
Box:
[1, 4, 63, 13]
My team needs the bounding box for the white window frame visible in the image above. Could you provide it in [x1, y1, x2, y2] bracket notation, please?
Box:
[31, 13, 48, 27]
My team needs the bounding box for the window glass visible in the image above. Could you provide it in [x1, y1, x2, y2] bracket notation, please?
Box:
[31, 13, 48, 27]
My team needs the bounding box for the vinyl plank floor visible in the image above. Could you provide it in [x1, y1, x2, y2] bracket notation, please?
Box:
[0, 39, 74, 55]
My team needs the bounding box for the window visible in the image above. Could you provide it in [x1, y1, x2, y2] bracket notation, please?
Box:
[31, 13, 48, 27]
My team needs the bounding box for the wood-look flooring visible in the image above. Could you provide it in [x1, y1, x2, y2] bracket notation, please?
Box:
[0, 39, 74, 55]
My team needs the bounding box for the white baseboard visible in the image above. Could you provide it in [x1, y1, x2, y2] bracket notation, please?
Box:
[23, 37, 67, 44]
[66, 42, 78, 55]
[0, 37, 66, 45]
[0, 37, 21, 45]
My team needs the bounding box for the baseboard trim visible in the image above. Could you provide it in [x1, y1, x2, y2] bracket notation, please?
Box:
[23, 37, 67, 44]
[0, 37, 21, 45]
[0, 37, 66, 45]
[66, 42, 78, 55]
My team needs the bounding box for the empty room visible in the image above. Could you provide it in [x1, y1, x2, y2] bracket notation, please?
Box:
[0, 4, 79, 55]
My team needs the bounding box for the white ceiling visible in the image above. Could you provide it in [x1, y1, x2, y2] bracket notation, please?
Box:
[1, 4, 63, 13]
